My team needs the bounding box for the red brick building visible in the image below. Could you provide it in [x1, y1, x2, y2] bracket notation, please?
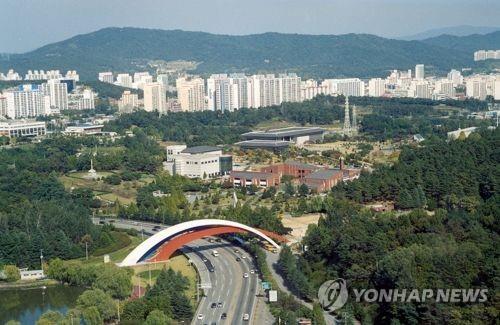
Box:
[301, 169, 343, 192]
[230, 171, 281, 188]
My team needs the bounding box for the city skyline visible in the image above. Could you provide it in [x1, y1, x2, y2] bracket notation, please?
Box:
[1, 0, 499, 53]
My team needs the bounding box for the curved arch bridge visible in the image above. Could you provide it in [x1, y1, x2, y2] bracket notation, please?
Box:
[120, 219, 285, 267]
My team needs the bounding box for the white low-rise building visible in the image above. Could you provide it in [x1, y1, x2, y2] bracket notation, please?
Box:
[164, 145, 232, 179]
[0, 120, 47, 138]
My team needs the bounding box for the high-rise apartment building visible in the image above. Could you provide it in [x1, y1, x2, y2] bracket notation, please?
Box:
[415, 64, 425, 80]
[143, 82, 167, 112]
[41, 79, 68, 111]
[279, 73, 301, 103]
[77, 89, 95, 110]
[119, 90, 139, 111]
[368, 78, 386, 97]
[99, 72, 114, 83]
[0, 95, 7, 117]
[466, 78, 487, 100]
[5, 85, 49, 118]
[115, 74, 133, 88]
[176, 77, 206, 112]
[300, 79, 329, 101]
[322, 78, 365, 97]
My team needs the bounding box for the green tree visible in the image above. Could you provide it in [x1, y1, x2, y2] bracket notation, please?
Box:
[4, 265, 20, 282]
[145, 310, 172, 325]
[93, 265, 132, 299]
[298, 183, 309, 197]
[76, 289, 117, 321]
[82, 306, 102, 325]
[37, 311, 64, 325]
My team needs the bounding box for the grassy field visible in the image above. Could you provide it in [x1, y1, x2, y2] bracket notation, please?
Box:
[59, 172, 155, 205]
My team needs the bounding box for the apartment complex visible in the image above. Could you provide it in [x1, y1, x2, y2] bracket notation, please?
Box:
[176, 77, 206, 112]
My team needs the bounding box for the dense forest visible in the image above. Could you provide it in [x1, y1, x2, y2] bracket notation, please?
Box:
[334, 128, 499, 210]
[291, 129, 500, 323]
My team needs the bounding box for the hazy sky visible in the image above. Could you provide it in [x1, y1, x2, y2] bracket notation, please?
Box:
[1, 0, 499, 53]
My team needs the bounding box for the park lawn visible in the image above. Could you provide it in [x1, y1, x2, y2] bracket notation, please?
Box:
[78, 232, 141, 266]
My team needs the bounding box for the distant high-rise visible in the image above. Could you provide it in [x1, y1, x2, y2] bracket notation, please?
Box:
[415, 64, 425, 80]
[119, 90, 139, 111]
[143, 82, 167, 112]
[42, 79, 68, 111]
[6, 85, 49, 118]
[115, 74, 133, 88]
[176, 77, 206, 112]
[322, 78, 365, 97]
[98, 72, 114, 83]
[368, 78, 386, 97]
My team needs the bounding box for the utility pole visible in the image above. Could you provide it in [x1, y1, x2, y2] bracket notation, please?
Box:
[85, 242, 89, 261]
[40, 249, 44, 270]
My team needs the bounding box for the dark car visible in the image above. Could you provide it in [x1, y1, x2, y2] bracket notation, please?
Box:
[211, 302, 217, 308]
[221, 313, 227, 319]
[236, 257, 241, 262]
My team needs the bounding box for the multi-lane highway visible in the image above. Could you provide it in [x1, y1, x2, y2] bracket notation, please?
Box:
[93, 218, 262, 324]
[191, 238, 259, 325]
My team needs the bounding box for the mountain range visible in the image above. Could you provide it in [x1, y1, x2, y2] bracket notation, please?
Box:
[399, 25, 500, 40]
[0, 27, 499, 80]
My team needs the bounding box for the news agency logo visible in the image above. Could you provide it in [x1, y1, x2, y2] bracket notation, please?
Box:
[318, 278, 489, 313]
[318, 278, 349, 312]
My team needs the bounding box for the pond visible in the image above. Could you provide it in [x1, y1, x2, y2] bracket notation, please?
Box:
[0, 285, 85, 324]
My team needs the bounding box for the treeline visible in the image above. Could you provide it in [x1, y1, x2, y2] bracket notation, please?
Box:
[104, 96, 343, 146]
[122, 268, 193, 322]
[334, 128, 499, 210]
[301, 200, 499, 324]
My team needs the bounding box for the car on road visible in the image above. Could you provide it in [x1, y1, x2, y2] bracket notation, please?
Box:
[208, 267, 215, 272]
[217, 302, 223, 308]
[243, 273, 249, 278]
[250, 269, 255, 274]
[236, 257, 241, 262]
[212, 250, 219, 257]
[197, 314, 204, 320]
[211, 302, 217, 308]
[202, 258, 208, 262]
[221, 313, 227, 319]
[234, 249, 240, 253]
[242, 255, 247, 259]
[243, 313, 250, 321]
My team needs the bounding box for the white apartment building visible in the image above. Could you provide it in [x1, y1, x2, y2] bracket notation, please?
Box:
[447, 69, 463, 85]
[5, 85, 50, 118]
[3, 69, 22, 81]
[434, 79, 456, 98]
[77, 89, 95, 110]
[65, 71, 79, 82]
[279, 73, 301, 103]
[143, 82, 167, 112]
[119, 90, 139, 111]
[133, 72, 153, 90]
[300, 79, 329, 101]
[474, 50, 500, 61]
[115, 74, 133, 88]
[0, 120, 47, 138]
[0, 95, 7, 117]
[415, 64, 425, 80]
[42, 79, 68, 111]
[229, 73, 249, 109]
[414, 82, 431, 99]
[466, 78, 488, 100]
[207, 74, 238, 112]
[99, 72, 114, 83]
[368, 78, 386, 97]
[322, 78, 365, 97]
[176, 77, 206, 112]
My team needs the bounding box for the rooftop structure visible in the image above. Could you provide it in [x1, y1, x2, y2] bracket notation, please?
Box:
[0, 120, 46, 138]
[241, 127, 325, 145]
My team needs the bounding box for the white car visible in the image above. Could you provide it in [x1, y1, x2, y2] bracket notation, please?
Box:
[250, 269, 255, 274]
[197, 314, 204, 320]
[243, 273, 249, 278]
[243, 313, 250, 321]
[242, 255, 247, 259]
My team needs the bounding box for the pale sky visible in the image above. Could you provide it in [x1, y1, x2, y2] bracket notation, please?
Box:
[1, 0, 499, 53]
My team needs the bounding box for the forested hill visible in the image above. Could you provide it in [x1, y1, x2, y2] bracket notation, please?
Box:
[1, 28, 498, 80]
[335, 128, 499, 211]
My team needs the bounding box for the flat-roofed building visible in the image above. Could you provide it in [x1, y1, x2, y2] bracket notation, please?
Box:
[235, 139, 292, 152]
[261, 160, 319, 180]
[165, 145, 232, 179]
[241, 127, 325, 145]
[63, 124, 104, 135]
[0, 120, 46, 138]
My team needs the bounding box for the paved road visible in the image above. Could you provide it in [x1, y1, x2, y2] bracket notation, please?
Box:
[93, 218, 262, 324]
